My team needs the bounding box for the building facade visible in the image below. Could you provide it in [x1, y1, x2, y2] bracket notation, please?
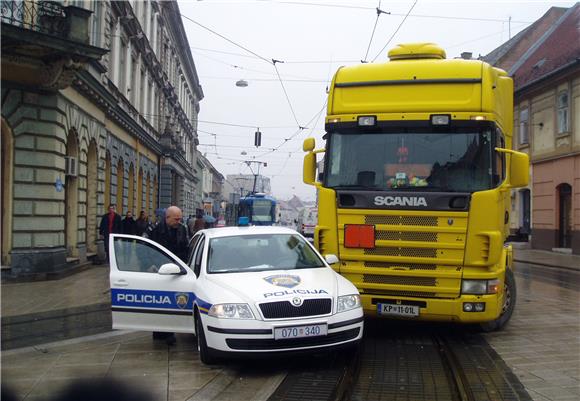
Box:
[1, 0, 204, 277]
[486, 5, 580, 254]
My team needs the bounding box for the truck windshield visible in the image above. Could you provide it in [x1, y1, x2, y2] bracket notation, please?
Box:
[325, 130, 494, 193]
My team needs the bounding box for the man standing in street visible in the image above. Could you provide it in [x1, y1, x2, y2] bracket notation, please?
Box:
[146, 205, 189, 345]
[99, 204, 122, 263]
[147, 205, 189, 263]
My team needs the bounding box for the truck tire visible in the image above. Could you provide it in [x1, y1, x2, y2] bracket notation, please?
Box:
[195, 310, 217, 365]
[480, 268, 516, 332]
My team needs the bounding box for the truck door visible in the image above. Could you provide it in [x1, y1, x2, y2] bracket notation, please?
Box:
[109, 234, 196, 333]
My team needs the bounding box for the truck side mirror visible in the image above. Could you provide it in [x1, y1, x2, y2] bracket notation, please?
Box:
[509, 151, 529, 188]
[495, 148, 529, 188]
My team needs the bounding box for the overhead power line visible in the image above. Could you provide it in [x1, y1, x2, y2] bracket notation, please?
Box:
[372, 0, 417, 62]
[363, 1, 390, 63]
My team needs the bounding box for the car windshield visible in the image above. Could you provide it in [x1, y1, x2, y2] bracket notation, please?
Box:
[207, 234, 325, 273]
[325, 129, 495, 193]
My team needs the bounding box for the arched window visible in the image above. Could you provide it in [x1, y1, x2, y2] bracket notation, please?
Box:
[116, 159, 124, 214]
[128, 163, 135, 214]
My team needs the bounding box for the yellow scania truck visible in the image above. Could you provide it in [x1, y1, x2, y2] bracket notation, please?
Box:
[303, 43, 529, 330]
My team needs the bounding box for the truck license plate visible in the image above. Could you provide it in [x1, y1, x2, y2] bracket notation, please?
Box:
[274, 323, 327, 340]
[377, 303, 419, 317]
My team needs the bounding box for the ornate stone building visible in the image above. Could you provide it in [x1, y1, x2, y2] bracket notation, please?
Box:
[1, 0, 204, 277]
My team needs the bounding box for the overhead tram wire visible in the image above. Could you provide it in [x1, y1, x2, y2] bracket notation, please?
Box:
[179, 11, 306, 134]
[253, 100, 328, 159]
[253, 1, 532, 24]
[371, 0, 417, 63]
[178, 13, 272, 65]
[363, 1, 390, 63]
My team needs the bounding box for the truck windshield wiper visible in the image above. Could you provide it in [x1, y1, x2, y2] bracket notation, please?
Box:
[333, 185, 374, 189]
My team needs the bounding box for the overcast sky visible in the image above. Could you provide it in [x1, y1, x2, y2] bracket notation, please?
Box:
[177, 0, 574, 201]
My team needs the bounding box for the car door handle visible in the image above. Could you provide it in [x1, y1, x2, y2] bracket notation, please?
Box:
[113, 280, 129, 287]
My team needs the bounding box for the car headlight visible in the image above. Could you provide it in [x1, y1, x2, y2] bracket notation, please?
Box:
[461, 279, 500, 295]
[337, 294, 361, 312]
[208, 303, 255, 319]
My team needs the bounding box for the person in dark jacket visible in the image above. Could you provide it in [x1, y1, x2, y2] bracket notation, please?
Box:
[147, 205, 189, 345]
[121, 211, 137, 235]
[147, 206, 189, 263]
[135, 210, 150, 236]
[99, 204, 122, 262]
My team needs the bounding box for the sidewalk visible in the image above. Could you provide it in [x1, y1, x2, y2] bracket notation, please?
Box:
[1, 248, 578, 349]
[512, 247, 580, 271]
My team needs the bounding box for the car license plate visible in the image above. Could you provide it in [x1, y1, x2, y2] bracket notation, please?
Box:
[377, 303, 419, 317]
[274, 323, 327, 340]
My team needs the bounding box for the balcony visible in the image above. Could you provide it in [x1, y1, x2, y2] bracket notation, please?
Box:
[1, 0, 107, 90]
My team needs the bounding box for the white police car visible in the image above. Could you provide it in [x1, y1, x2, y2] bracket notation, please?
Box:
[109, 225, 363, 364]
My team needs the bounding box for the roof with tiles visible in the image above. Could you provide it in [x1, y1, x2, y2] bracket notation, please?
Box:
[510, 4, 580, 91]
[484, 7, 568, 71]
[483, 4, 579, 91]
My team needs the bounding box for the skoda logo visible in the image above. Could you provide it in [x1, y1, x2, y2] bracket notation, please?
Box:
[291, 297, 303, 307]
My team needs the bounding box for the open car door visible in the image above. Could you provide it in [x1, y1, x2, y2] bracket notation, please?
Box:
[109, 234, 196, 333]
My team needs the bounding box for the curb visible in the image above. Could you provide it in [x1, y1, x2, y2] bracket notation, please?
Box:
[513, 258, 579, 272]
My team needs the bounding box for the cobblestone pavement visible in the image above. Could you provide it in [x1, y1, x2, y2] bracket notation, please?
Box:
[1, 248, 579, 401]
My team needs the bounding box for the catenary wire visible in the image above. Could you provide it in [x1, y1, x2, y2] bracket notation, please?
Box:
[371, 0, 418, 62]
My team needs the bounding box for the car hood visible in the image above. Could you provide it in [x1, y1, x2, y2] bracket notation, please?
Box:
[204, 267, 339, 304]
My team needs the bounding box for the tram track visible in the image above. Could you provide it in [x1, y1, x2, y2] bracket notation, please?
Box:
[268, 320, 532, 401]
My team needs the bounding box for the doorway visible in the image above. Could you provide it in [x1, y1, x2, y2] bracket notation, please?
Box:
[1, 118, 14, 266]
[65, 130, 79, 257]
[519, 189, 531, 237]
[557, 184, 572, 248]
[86, 141, 98, 254]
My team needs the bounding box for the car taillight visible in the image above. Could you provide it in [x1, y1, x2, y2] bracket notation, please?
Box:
[344, 224, 375, 248]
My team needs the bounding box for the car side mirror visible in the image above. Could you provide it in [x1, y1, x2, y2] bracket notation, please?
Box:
[158, 263, 185, 275]
[325, 254, 339, 265]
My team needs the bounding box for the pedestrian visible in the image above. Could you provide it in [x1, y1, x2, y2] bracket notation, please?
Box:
[121, 211, 137, 235]
[187, 214, 196, 237]
[135, 210, 150, 236]
[147, 205, 189, 345]
[99, 204, 122, 262]
[193, 209, 206, 234]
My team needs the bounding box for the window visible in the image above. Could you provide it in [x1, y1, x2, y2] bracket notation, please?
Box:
[519, 108, 529, 145]
[495, 130, 506, 186]
[130, 55, 138, 103]
[113, 238, 174, 273]
[557, 90, 569, 134]
[140, 68, 146, 113]
[91, 1, 102, 47]
[119, 38, 127, 93]
[192, 237, 206, 277]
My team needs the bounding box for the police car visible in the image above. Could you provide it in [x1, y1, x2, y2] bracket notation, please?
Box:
[108, 225, 363, 364]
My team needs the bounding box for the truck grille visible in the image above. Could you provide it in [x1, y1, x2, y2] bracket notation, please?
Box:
[365, 262, 437, 270]
[338, 209, 468, 299]
[363, 275, 436, 286]
[364, 247, 438, 258]
[259, 299, 332, 319]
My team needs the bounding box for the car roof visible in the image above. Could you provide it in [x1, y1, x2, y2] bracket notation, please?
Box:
[198, 225, 301, 240]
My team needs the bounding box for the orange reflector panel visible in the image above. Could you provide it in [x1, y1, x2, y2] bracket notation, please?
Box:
[344, 225, 375, 248]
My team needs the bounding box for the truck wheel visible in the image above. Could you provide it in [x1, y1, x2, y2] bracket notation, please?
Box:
[480, 268, 516, 332]
[195, 311, 217, 365]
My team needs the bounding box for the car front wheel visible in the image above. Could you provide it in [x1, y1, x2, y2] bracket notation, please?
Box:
[195, 310, 217, 365]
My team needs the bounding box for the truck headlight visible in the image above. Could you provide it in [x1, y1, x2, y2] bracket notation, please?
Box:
[337, 294, 361, 312]
[461, 279, 500, 295]
[208, 304, 255, 319]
